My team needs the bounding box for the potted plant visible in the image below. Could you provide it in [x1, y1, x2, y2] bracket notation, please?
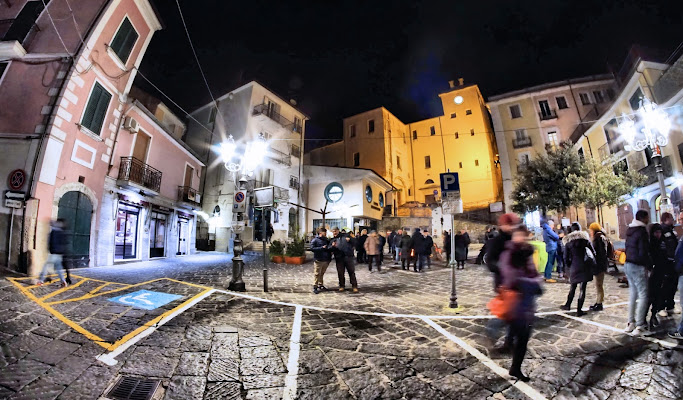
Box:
[269, 240, 285, 263]
[284, 236, 306, 265]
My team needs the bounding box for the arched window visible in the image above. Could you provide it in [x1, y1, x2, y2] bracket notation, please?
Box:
[425, 179, 434, 184]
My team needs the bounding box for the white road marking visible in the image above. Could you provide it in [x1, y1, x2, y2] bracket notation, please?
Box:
[96, 289, 217, 366]
[283, 305, 303, 400]
[557, 312, 680, 349]
[421, 317, 548, 400]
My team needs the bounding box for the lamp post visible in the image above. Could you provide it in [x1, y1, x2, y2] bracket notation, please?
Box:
[220, 133, 268, 292]
[618, 99, 672, 213]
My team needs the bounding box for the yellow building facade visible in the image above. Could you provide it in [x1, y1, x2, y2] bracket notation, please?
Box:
[306, 82, 502, 212]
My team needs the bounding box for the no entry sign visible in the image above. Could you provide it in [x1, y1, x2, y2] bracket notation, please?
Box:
[8, 169, 26, 190]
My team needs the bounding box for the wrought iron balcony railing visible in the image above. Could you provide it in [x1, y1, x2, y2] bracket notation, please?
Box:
[118, 157, 162, 193]
[178, 186, 201, 206]
[512, 137, 532, 149]
[538, 109, 558, 120]
[253, 103, 295, 130]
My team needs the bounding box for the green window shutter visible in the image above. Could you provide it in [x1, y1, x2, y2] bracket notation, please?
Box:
[110, 18, 138, 64]
[82, 83, 112, 135]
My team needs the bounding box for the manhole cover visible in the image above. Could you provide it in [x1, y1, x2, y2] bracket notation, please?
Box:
[105, 377, 160, 400]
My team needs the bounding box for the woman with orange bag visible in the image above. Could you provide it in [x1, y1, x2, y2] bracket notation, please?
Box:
[498, 226, 543, 381]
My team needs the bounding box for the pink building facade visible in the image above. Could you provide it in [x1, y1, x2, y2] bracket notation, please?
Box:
[0, 0, 203, 274]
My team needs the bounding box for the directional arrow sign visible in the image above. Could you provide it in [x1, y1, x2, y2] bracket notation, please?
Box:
[108, 290, 183, 310]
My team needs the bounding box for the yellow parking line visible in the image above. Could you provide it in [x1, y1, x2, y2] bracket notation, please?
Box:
[44, 279, 172, 306]
[40, 278, 88, 301]
[164, 278, 211, 289]
[88, 282, 111, 295]
[105, 287, 214, 352]
[6, 277, 109, 348]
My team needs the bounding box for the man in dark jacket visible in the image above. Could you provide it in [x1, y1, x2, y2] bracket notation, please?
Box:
[410, 228, 426, 272]
[588, 223, 609, 311]
[310, 228, 332, 294]
[37, 219, 68, 287]
[393, 229, 404, 264]
[624, 210, 651, 335]
[387, 230, 396, 259]
[659, 212, 679, 316]
[560, 223, 594, 316]
[399, 231, 412, 270]
[488, 214, 521, 290]
[356, 229, 368, 263]
[378, 232, 387, 264]
[331, 228, 359, 293]
[422, 230, 434, 268]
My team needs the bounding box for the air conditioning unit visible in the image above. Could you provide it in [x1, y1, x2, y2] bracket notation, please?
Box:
[123, 117, 139, 133]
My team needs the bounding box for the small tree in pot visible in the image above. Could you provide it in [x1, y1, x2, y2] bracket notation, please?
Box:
[285, 236, 306, 264]
[269, 240, 285, 263]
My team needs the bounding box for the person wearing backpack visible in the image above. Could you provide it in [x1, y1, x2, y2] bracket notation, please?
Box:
[588, 222, 609, 311]
[560, 222, 594, 316]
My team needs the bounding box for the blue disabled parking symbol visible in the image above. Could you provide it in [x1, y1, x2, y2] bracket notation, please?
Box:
[108, 290, 183, 310]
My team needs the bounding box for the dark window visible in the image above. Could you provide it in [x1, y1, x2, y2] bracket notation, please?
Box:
[81, 82, 112, 135]
[629, 88, 644, 110]
[365, 185, 373, 203]
[397, 156, 401, 170]
[578, 148, 585, 162]
[556, 96, 568, 109]
[349, 124, 356, 137]
[379, 192, 384, 208]
[593, 90, 604, 103]
[465, 109, 472, 115]
[450, 112, 456, 118]
[509, 105, 522, 119]
[368, 119, 375, 133]
[408, 188, 411, 196]
[289, 176, 299, 190]
[613, 159, 628, 176]
[579, 93, 591, 105]
[455, 132, 459, 139]
[353, 152, 360, 167]
[209, 107, 217, 124]
[0, 62, 7, 79]
[291, 144, 301, 158]
[110, 17, 138, 64]
[470, 129, 474, 136]
[459, 162, 462, 168]
[425, 156, 431, 169]
[2, 1, 44, 44]
[430, 126, 435, 136]
[425, 179, 434, 184]
[475, 159, 479, 166]
[412, 130, 417, 140]
[293, 116, 303, 133]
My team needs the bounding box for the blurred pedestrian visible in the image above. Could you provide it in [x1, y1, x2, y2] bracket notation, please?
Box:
[648, 223, 666, 328]
[266, 223, 274, 243]
[399, 230, 411, 270]
[331, 228, 359, 293]
[560, 223, 594, 316]
[378, 231, 387, 264]
[356, 229, 368, 263]
[454, 228, 471, 270]
[364, 230, 381, 272]
[669, 215, 683, 340]
[387, 230, 396, 259]
[393, 229, 403, 264]
[588, 222, 609, 312]
[624, 210, 651, 335]
[422, 229, 434, 268]
[310, 228, 332, 294]
[556, 227, 566, 279]
[410, 228, 427, 272]
[541, 218, 559, 283]
[442, 230, 452, 264]
[659, 212, 679, 316]
[37, 219, 68, 287]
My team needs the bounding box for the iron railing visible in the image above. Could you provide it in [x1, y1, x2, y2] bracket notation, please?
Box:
[253, 103, 295, 130]
[568, 106, 600, 143]
[267, 147, 292, 166]
[639, 156, 673, 186]
[1, 18, 41, 49]
[118, 157, 162, 193]
[247, 180, 291, 201]
[538, 109, 557, 120]
[597, 140, 625, 160]
[512, 137, 532, 149]
[177, 186, 201, 206]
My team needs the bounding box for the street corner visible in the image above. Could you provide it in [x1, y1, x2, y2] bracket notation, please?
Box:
[6, 274, 213, 354]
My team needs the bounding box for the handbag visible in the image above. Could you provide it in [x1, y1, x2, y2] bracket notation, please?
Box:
[487, 288, 521, 321]
[584, 245, 598, 274]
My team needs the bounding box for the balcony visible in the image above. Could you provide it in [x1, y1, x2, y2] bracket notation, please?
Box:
[117, 157, 162, 194]
[253, 103, 295, 131]
[598, 140, 626, 160]
[267, 147, 292, 167]
[538, 109, 558, 120]
[0, 18, 41, 58]
[178, 186, 201, 207]
[512, 137, 532, 149]
[639, 156, 673, 186]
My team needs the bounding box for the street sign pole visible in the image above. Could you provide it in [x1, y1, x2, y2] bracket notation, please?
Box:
[440, 172, 461, 309]
[263, 206, 268, 292]
[449, 213, 458, 308]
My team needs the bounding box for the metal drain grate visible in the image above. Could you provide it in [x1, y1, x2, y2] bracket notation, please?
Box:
[105, 376, 160, 400]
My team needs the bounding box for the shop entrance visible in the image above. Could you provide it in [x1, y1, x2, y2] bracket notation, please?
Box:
[57, 191, 92, 268]
[149, 212, 167, 258]
[177, 218, 189, 255]
[115, 203, 140, 260]
[254, 208, 271, 242]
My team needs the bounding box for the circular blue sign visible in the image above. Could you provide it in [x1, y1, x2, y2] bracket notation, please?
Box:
[234, 192, 245, 203]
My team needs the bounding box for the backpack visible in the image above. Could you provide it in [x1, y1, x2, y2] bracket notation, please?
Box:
[605, 236, 615, 260]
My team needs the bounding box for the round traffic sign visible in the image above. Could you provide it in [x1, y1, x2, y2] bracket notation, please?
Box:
[234, 191, 245, 203]
[8, 169, 26, 190]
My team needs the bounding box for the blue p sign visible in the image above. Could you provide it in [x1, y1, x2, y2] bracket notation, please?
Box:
[440, 173, 460, 192]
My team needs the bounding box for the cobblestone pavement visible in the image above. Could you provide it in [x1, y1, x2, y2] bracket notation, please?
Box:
[1, 252, 682, 399]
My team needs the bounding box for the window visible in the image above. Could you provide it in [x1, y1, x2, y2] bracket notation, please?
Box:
[465, 109, 472, 115]
[396, 156, 401, 170]
[208, 107, 217, 124]
[81, 82, 112, 135]
[412, 130, 417, 140]
[353, 152, 360, 167]
[368, 119, 375, 133]
[475, 159, 479, 166]
[425, 156, 431, 169]
[293, 116, 303, 133]
[556, 96, 568, 109]
[379, 192, 384, 208]
[613, 159, 628, 176]
[289, 175, 299, 190]
[408, 188, 411, 196]
[0, 62, 7, 80]
[593, 90, 604, 103]
[324, 182, 344, 203]
[629, 88, 644, 110]
[430, 126, 435, 136]
[470, 129, 474, 136]
[455, 132, 459, 139]
[538, 100, 553, 118]
[459, 162, 462, 168]
[519, 153, 530, 166]
[110, 17, 138, 64]
[349, 124, 356, 138]
[450, 112, 456, 118]
[402, 130, 406, 143]
[291, 144, 301, 158]
[509, 104, 522, 119]
[547, 131, 559, 148]
[515, 129, 527, 140]
[365, 185, 373, 203]
[425, 179, 434, 184]
[579, 92, 591, 105]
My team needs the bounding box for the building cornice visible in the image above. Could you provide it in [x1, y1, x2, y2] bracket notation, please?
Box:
[488, 75, 615, 104]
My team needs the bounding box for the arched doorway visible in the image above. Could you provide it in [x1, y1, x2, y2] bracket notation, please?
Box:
[617, 203, 633, 240]
[58, 191, 92, 268]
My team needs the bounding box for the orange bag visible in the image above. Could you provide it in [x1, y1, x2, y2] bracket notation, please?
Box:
[487, 288, 521, 321]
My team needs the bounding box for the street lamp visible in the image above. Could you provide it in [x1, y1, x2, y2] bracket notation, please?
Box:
[220, 133, 268, 291]
[618, 98, 672, 213]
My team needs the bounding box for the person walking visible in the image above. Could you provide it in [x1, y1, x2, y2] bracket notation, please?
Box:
[624, 210, 652, 335]
[542, 219, 559, 283]
[310, 228, 332, 294]
[476, 226, 494, 264]
[378, 231, 387, 265]
[266, 223, 274, 244]
[387, 230, 396, 259]
[364, 231, 381, 272]
[454, 228, 471, 270]
[499, 226, 543, 382]
[423, 230, 434, 268]
[442, 230, 452, 264]
[659, 212, 679, 316]
[410, 228, 427, 272]
[331, 228, 359, 293]
[588, 222, 609, 311]
[393, 229, 403, 264]
[560, 223, 594, 316]
[399, 230, 412, 270]
[356, 229, 368, 263]
[556, 228, 566, 279]
[37, 219, 69, 287]
[648, 223, 666, 328]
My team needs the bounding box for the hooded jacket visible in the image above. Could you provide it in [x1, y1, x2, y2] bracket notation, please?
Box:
[625, 220, 651, 267]
[563, 230, 595, 284]
[454, 232, 471, 261]
[332, 233, 356, 258]
[592, 230, 609, 274]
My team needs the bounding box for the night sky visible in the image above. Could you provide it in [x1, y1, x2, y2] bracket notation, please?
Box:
[136, 0, 682, 150]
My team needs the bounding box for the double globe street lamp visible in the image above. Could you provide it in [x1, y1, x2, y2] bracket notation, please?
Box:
[617, 98, 673, 213]
[219, 133, 268, 291]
